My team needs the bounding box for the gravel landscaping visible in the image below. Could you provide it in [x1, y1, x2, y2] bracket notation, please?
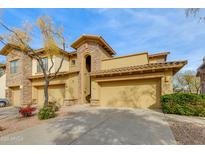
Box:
[0, 107, 71, 137]
[166, 117, 205, 145]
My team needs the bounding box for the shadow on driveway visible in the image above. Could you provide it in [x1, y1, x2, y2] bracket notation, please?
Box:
[0, 107, 176, 145]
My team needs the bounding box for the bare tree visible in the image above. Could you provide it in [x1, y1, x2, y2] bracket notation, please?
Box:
[0, 16, 67, 106]
[174, 70, 200, 94]
[185, 8, 200, 17]
[185, 8, 205, 21]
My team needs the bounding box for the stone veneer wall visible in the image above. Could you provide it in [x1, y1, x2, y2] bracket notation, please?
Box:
[6, 49, 32, 105]
[22, 53, 32, 105]
[76, 40, 112, 104]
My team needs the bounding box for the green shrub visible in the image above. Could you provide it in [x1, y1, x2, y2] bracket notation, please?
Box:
[160, 93, 205, 117]
[38, 106, 56, 120]
[47, 101, 59, 112]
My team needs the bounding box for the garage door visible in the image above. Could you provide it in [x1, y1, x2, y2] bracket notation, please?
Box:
[11, 86, 21, 107]
[99, 79, 161, 108]
[37, 85, 65, 107]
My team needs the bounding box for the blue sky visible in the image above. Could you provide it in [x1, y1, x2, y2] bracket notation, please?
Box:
[0, 8, 204, 71]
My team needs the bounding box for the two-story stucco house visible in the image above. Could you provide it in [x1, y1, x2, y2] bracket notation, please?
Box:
[197, 57, 205, 94]
[0, 34, 187, 108]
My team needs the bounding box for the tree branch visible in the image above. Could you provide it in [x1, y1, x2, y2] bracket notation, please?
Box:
[49, 56, 64, 81]
[48, 55, 55, 75]
[0, 21, 47, 75]
[0, 39, 7, 45]
[0, 21, 28, 48]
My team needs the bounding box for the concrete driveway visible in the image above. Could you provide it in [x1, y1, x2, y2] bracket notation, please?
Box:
[0, 106, 176, 145]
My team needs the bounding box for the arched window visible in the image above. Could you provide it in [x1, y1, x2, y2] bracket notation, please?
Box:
[85, 55, 91, 72]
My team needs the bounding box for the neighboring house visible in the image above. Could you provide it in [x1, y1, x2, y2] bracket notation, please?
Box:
[0, 34, 187, 108]
[0, 63, 6, 98]
[197, 57, 205, 94]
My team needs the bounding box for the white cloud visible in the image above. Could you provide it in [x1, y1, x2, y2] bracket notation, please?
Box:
[85, 9, 205, 71]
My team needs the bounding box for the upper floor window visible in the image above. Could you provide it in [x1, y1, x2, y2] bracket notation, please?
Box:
[10, 60, 19, 74]
[37, 58, 48, 73]
[71, 59, 76, 66]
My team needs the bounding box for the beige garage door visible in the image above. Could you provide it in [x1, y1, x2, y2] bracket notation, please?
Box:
[99, 79, 161, 108]
[37, 85, 65, 107]
[11, 86, 21, 107]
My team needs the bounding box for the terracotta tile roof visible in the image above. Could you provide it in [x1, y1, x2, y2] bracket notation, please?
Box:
[28, 70, 79, 80]
[91, 61, 187, 77]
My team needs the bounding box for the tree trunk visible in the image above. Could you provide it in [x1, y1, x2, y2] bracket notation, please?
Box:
[44, 80, 49, 106]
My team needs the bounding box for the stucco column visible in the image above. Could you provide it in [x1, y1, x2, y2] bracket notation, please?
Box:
[31, 86, 37, 104]
[64, 82, 72, 105]
[64, 76, 79, 105]
[161, 70, 173, 95]
[90, 78, 100, 105]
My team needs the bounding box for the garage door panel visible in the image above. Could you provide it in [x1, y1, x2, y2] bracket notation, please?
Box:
[11, 87, 21, 107]
[48, 85, 65, 105]
[100, 79, 161, 108]
[37, 87, 44, 107]
[37, 85, 65, 107]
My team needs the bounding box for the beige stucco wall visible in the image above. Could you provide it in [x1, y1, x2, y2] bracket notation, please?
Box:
[161, 70, 173, 95]
[55, 55, 69, 72]
[0, 74, 6, 98]
[69, 55, 78, 72]
[32, 55, 69, 75]
[149, 57, 165, 63]
[101, 53, 148, 70]
[65, 73, 79, 101]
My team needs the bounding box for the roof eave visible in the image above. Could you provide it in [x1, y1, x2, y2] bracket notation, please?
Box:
[28, 70, 79, 80]
[148, 52, 170, 61]
[34, 48, 70, 57]
[0, 43, 21, 55]
[0, 44, 13, 55]
[70, 35, 116, 55]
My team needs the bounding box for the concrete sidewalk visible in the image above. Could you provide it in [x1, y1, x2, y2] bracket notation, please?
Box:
[0, 107, 176, 145]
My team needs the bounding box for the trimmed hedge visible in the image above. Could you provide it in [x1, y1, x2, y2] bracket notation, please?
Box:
[160, 93, 205, 117]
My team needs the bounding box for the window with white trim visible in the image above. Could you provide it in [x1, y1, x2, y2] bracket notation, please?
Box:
[10, 60, 19, 74]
